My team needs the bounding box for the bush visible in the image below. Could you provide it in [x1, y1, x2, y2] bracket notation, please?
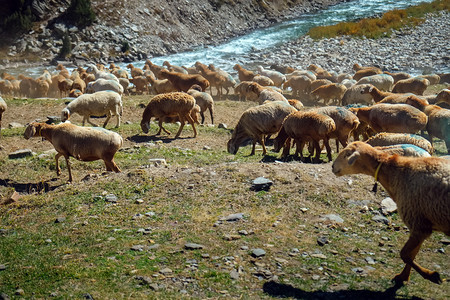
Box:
[66, 0, 96, 28]
[59, 32, 72, 58]
[121, 41, 130, 53]
[0, 2, 35, 34]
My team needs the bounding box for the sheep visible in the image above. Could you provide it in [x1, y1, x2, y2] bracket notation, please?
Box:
[341, 79, 357, 88]
[24, 122, 122, 182]
[86, 64, 118, 82]
[356, 74, 394, 92]
[86, 78, 124, 95]
[315, 106, 360, 152]
[392, 77, 430, 95]
[145, 60, 165, 79]
[282, 75, 312, 97]
[69, 89, 83, 98]
[163, 61, 188, 74]
[58, 78, 73, 98]
[234, 81, 258, 102]
[129, 76, 149, 94]
[287, 99, 304, 110]
[147, 77, 177, 94]
[286, 70, 316, 81]
[431, 89, 450, 106]
[187, 85, 215, 124]
[119, 78, 130, 95]
[307, 64, 336, 82]
[126, 64, 145, 78]
[332, 141, 449, 285]
[208, 64, 236, 95]
[359, 84, 400, 103]
[273, 110, 336, 162]
[233, 64, 255, 82]
[353, 68, 383, 81]
[61, 91, 123, 128]
[417, 74, 440, 86]
[227, 101, 297, 156]
[374, 144, 431, 157]
[406, 95, 450, 154]
[252, 75, 274, 87]
[365, 132, 433, 155]
[353, 63, 382, 73]
[308, 79, 333, 93]
[350, 103, 427, 134]
[383, 71, 411, 83]
[310, 83, 347, 105]
[195, 62, 227, 98]
[438, 73, 450, 84]
[337, 73, 353, 83]
[0, 96, 6, 136]
[159, 69, 209, 93]
[155, 104, 200, 130]
[257, 66, 286, 87]
[247, 82, 288, 104]
[140, 92, 197, 139]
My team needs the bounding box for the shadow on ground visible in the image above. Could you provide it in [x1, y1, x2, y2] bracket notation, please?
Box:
[0, 178, 63, 194]
[262, 281, 424, 300]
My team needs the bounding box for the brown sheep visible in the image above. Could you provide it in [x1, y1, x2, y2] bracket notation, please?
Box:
[383, 71, 412, 83]
[24, 122, 122, 182]
[234, 81, 258, 102]
[147, 76, 177, 95]
[195, 62, 227, 98]
[140, 92, 197, 138]
[350, 103, 427, 134]
[127, 64, 145, 78]
[247, 82, 288, 104]
[332, 141, 449, 285]
[310, 83, 347, 105]
[353, 68, 383, 81]
[159, 69, 209, 93]
[273, 110, 336, 162]
[252, 75, 274, 87]
[129, 76, 149, 94]
[233, 64, 255, 82]
[392, 77, 430, 95]
[163, 61, 188, 74]
[283, 75, 312, 97]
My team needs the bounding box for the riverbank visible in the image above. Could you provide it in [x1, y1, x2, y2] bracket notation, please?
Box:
[246, 10, 450, 75]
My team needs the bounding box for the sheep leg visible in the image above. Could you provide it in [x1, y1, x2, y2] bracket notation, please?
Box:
[185, 113, 197, 138]
[209, 108, 214, 125]
[393, 231, 442, 285]
[312, 140, 322, 163]
[258, 136, 267, 156]
[55, 153, 62, 176]
[103, 113, 112, 128]
[200, 112, 206, 124]
[157, 119, 171, 135]
[86, 116, 98, 127]
[104, 160, 121, 173]
[174, 117, 186, 139]
[281, 137, 292, 158]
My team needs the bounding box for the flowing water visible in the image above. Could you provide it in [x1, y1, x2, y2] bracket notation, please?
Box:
[7, 0, 436, 76]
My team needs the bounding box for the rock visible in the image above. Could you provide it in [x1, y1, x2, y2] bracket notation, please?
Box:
[218, 123, 227, 129]
[14, 289, 24, 296]
[184, 243, 204, 250]
[130, 245, 145, 251]
[381, 197, 397, 215]
[310, 253, 327, 259]
[250, 177, 273, 191]
[319, 214, 344, 224]
[105, 194, 118, 203]
[251, 248, 266, 258]
[0, 293, 10, 300]
[440, 238, 450, 245]
[46, 116, 61, 124]
[148, 158, 167, 166]
[365, 257, 376, 265]
[230, 270, 240, 280]
[8, 122, 24, 129]
[54, 217, 66, 223]
[159, 267, 172, 275]
[372, 215, 390, 225]
[221, 213, 244, 222]
[317, 236, 329, 246]
[2, 190, 20, 205]
[0, 264, 6, 271]
[8, 149, 34, 159]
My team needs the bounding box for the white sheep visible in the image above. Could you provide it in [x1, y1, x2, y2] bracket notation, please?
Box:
[187, 85, 215, 124]
[417, 74, 440, 85]
[365, 132, 433, 155]
[24, 122, 122, 182]
[86, 64, 118, 82]
[285, 70, 316, 81]
[227, 101, 297, 156]
[61, 91, 123, 128]
[341, 84, 374, 106]
[257, 66, 286, 88]
[356, 74, 394, 92]
[140, 92, 197, 139]
[0, 96, 6, 136]
[282, 75, 312, 97]
[247, 82, 288, 104]
[332, 141, 449, 285]
[86, 78, 124, 95]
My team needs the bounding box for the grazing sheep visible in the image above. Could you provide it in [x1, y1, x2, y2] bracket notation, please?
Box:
[61, 91, 123, 128]
[227, 101, 297, 156]
[332, 141, 449, 285]
[353, 68, 383, 81]
[86, 78, 124, 95]
[247, 82, 288, 104]
[353, 63, 382, 73]
[417, 74, 440, 86]
[366, 132, 433, 155]
[233, 64, 255, 82]
[392, 77, 430, 95]
[155, 104, 200, 130]
[0, 96, 6, 136]
[273, 110, 336, 162]
[159, 69, 209, 93]
[163, 61, 188, 74]
[311, 83, 347, 105]
[252, 75, 274, 87]
[234, 81, 258, 102]
[350, 103, 427, 134]
[359, 84, 398, 102]
[283, 75, 312, 97]
[147, 76, 177, 94]
[24, 122, 122, 182]
[374, 144, 431, 157]
[187, 85, 215, 124]
[140, 92, 197, 138]
[315, 106, 360, 152]
[406, 95, 450, 154]
[341, 84, 373, 106]
[383, 71, 411, 83]
[257, 66, 286, 88]
[356, 74, 394, 92]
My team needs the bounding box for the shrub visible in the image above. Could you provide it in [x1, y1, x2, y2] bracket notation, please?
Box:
[0, 1, 35, 35]
[121, 41, 130, 53]
[59, 32, 72, 58]
[66, 0, 96, 28]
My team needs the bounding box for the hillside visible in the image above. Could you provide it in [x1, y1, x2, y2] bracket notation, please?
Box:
[0, 0, 343, 68]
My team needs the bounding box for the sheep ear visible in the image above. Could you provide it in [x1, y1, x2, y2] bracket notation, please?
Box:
[368, 86, 373, 92]
[347, 151, 360, 165]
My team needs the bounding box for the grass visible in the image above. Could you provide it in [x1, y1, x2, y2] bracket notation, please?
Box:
[0, 92, 449, 299]
[308, 0, 450, 39]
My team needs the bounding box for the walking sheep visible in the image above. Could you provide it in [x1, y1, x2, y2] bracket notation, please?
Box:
[227, 101, 297, 156]
[332, 141, 449, 285]
[61, 91, 123, 128]
[140, 92, 197, 139]
[24, 122, 122, 182]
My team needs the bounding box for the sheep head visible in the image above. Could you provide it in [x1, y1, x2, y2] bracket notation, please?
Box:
[61, 108, 71, 122]
[141, 121, 150, 134]
[24, 122, 42, 139]
[227, 139, 238, 155]
[332, 141, 376, 177]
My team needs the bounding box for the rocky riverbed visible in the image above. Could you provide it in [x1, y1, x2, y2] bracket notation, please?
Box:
[245, 11, 450, 76]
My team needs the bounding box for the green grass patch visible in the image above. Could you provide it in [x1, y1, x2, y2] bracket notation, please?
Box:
[308, 0, 450, 39]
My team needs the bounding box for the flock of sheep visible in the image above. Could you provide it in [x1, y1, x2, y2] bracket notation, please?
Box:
[0, 58, 449, 287]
